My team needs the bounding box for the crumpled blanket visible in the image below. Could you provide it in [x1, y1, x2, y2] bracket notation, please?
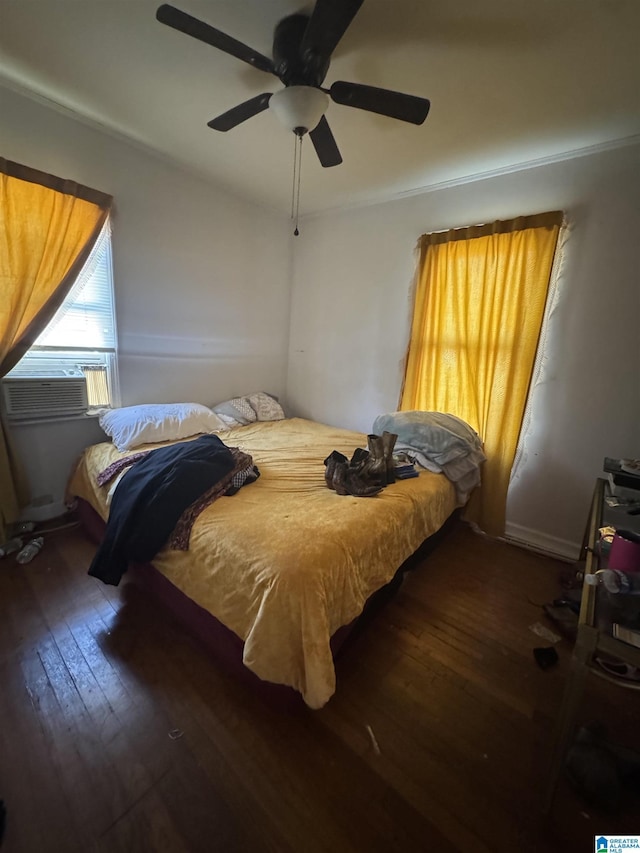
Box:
[372, 411, 486, 505]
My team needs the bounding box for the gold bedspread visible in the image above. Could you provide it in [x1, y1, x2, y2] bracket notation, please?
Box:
[68, 417, 457, 708]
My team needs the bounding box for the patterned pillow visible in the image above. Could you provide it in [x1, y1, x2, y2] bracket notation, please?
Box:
[212, 397, 257, 425]
[212, 392, 285, 424]
[229, 396, 258, 422]
[247, 392, 285, 421]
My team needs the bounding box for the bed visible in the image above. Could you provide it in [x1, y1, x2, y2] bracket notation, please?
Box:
[68, 416, 460, 708]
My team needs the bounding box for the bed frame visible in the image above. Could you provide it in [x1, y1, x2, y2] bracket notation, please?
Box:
[77, 498, 459, 708]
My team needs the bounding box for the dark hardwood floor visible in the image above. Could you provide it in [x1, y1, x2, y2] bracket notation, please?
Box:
[1, 519, 638, 852]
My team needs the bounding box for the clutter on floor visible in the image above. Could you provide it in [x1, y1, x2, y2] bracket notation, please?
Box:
[533, 646, 559, 670]
[0, 512, 78, 567]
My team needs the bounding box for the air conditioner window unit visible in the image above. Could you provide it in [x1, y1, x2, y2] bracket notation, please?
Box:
[2, 371, 88, 420]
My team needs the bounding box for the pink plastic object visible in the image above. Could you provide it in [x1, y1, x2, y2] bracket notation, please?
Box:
[608, 529, 640, 572]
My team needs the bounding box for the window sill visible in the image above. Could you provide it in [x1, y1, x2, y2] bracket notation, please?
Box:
[8, 410, 105, 427]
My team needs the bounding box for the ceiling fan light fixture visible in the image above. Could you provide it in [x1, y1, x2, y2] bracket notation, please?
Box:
[269, 86, 329, 134]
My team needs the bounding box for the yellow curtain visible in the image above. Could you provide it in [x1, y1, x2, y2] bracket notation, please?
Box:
[401, 212, 563, 536]
[0, 158, 112, 541]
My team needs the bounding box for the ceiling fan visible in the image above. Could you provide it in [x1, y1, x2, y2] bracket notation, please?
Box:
[155, 0, 431, 168]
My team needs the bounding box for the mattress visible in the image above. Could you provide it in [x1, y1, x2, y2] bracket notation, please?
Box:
[68, 417, 458, 708]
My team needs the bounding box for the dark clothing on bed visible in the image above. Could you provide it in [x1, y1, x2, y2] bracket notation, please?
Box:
[88, 434, 236, 586]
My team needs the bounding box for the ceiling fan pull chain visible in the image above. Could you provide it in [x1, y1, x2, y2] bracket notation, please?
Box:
[294, 132, 303, 236]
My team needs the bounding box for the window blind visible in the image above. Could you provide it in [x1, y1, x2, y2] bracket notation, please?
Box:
[31, 220, 116, 352]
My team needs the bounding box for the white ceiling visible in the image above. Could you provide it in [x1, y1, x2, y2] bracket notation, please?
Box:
[1, 0, 639, 215]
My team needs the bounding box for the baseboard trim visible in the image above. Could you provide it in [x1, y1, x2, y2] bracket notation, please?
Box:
[503, 521, 580, 562]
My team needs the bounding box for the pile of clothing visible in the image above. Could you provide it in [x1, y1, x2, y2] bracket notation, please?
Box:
[90, 434, 259, 585]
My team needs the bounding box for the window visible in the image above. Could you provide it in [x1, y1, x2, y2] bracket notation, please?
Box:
[6, 218, 118, 409]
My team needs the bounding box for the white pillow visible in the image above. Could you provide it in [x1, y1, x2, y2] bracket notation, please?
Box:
[99, 403, 227, 451]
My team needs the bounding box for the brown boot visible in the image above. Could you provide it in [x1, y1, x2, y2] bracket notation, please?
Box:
[332, 460, 350, 495]
[360, 434, 387, 486]
[382, 431, 398, 484]
[345, 468, 382, 497]
[324, 450, 348, 490]
[349, 447, 369, 471]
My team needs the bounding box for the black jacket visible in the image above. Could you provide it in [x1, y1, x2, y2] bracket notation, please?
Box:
[88, 434, 235, 585]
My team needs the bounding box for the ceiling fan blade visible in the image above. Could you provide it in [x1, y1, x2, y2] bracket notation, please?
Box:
[330, 81, 430, 125]
[156, 4, 275, 75]
[300, 0, 364, 64]
[207, 94, 273, 132]
[309, 116, 343, 167]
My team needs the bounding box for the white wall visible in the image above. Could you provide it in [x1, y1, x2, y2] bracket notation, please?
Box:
[287, 143, 640, 558]
[4, 80, 639, 554]
[1, 85, 292, 518]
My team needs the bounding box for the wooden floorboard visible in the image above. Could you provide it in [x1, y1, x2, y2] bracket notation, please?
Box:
[1, 519, 639, 852]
